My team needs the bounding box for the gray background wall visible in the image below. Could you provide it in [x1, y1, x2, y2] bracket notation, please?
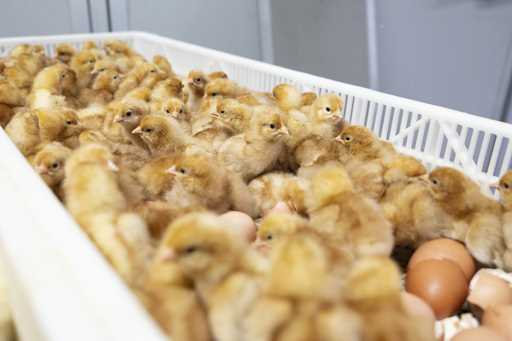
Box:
[0, 0, 511, 123]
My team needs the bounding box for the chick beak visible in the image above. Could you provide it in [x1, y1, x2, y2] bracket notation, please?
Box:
[166, 165, 179, 176]
[335, 135, 345, 144]
[489, 182, 500, 189]
[113, 116, 123, 123]
[279, 125, 290, 136]
[107, 160, 119, 172]
[158, 248, 176, 262]
[36, 165, 48, 175]
[210, 112, 221, 120]
[132, 126, 142, 135]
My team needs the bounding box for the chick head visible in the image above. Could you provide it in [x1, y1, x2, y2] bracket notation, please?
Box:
[301, 92, 318, 106]
[65, 143, 117, 175]
[73, 50, 100, 73]
[310, 94, 343, 122]
[272, 83, 301, 111]
[152, 55, 173, 76]
[428, 167, 468, 201]
[208, 71, 228, 80]
[55, 64, 78, 95]
[336, 125, 375, 155]
[104, 40, 132, 56]
[112, 100, 148, 130]
[250, 106, 289, 141]
[344, 256, 402, 310]
[499, 170, 512, 210]
[92, 59, 118, 74]
[32, 142, 72, 187]
[55, 43, 76, 64]
[91, 68, 123, 92]
[160, 98, 187, 121]
[187, 70, 208, 95]
[60, 109, 83, 137]
[214, 98, 250, 131]
[205, 78, 237, 99]
[306, 163, 354, 211]
[257, 212, 307, 244]
[157, 77, 184, 98]
[132, 114, 174, 148]
[267, 231, 332, 299]
[162, 212, 245, 279]
[167, 153, 214, 194]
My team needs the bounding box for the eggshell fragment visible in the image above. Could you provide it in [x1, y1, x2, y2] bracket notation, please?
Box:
[408, 238, 476, 280]
[482, 304, 512, 340]
[406, 259, 468, 319]
[451, 327, 507, 341]
[467, 270, 512, 311]
[220, 211, 256, 242]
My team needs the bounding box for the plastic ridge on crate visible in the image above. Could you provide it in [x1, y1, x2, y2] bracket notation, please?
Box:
[0, 31, 511, 341]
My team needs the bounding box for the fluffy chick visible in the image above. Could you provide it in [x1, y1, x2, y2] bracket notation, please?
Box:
[55, 43, 76, 64]
[3, 51, 47, 90]
[336, 125, 396, 163]
[30, 142, 72, 195]
[272, 83, 317, 112]
[218, 105, 289, 182]
[305, 163, 394, 258]
[344, 256, 435, 341]
[499, 171, 512, 270]
[212, 98, 252, 135]
[30, 63, 78, 109]
[150, 77, 184, 104]
[152, 98, 190, 132]
[0, 79, 26, 107]
[166, 152, 259, 217]
[63, 144, 153, 283]
[78, 68, 123, 106]
[248, 172, 308, 216]
[429, 167, 504, 267]
[185, 70, 227, 112]
[160, 212, 266, 341]
[204, 78, 247, 99]
[132, 114, 195, 157]
[70, 49, 101, 89]
[255, 212, 309, 256]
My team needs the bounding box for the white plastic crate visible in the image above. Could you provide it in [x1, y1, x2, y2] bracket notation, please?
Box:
[0, 31, 511, 341]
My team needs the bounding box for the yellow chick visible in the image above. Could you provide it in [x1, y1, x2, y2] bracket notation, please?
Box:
[204, 78, 247, 99]
[3, 51, 47, 90]
[212, 98, 252, 135]
[185, 70, 227, 112]
[272, 83, 318, 112]
[498, 171, 512, 270]
[344, 256, 435, 341]
[150, 77, 184, 104]
[55, 43, 76, 64]
[70, 49, 101, 89]
[152, 98, 190, 132]
[30, 63, 78, 110]
[166, 152, 259, 217]
[218, 105, 289, 182]
[5, 110, 42, 156]
[63, 144, 153, 284]
[305, 163, 394, 258]
[429, 167, 505, 267]
[0, 104, 14, 128]
[152, 54, 174, 77]
[104, 40, 144, 74]
[255, 212, 309, 255]
[132, 114, 193, 157]
[248, 172, 308, 216]
[78, 68, 123, 107]
[0, 79, 26, 107]
[115, 62, 164, 99]
[160, 212, 266, 341]
[30, 142, 72, 195]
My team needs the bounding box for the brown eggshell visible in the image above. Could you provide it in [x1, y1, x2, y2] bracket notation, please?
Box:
[482, 304, 512, 340]
[219, 211, 256, 242]
[467, 270, 512, 311]
[451, 327, 507, 341]
[408, 238, 476, 280]
[406, 259, 468, 319]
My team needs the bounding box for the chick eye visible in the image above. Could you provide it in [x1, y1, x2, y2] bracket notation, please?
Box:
[504, 183, 510, 189]
[88, 59, 95, 64]
[113, 75, 119, 80]
[179, 109, 183, 114]
[266, 235, 273, 241]
[344, 136, 352, 142]
[99, 68, 106, 72]
[61, 74, 67, 79]
[66, 120, 76, 125]
[51, 162, 60, 170]
[211, 93, 218, 97]
[184, 246, 197, 254]
[179, 168, 186, 174]
[150, 69, 157, 73]
[195, 78, 202, 83]
[325, 107, 331, 112]
[165, 109, 171, 114]
[220, 110, 225, 114]
[125, 111, 132, 117]
[431, 179, 439, 186]
[144, 128, 153, 133]
[269, 123, 276, 129]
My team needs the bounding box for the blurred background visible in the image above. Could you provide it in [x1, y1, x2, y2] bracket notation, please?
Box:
[1, 0, 512, 123]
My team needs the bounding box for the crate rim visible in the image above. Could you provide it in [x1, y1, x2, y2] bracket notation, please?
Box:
[1, 30, 510, 136]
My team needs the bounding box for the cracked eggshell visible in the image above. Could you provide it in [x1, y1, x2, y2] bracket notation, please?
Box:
[467, 270, 512, 311]
[481, 304, 512, 340]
